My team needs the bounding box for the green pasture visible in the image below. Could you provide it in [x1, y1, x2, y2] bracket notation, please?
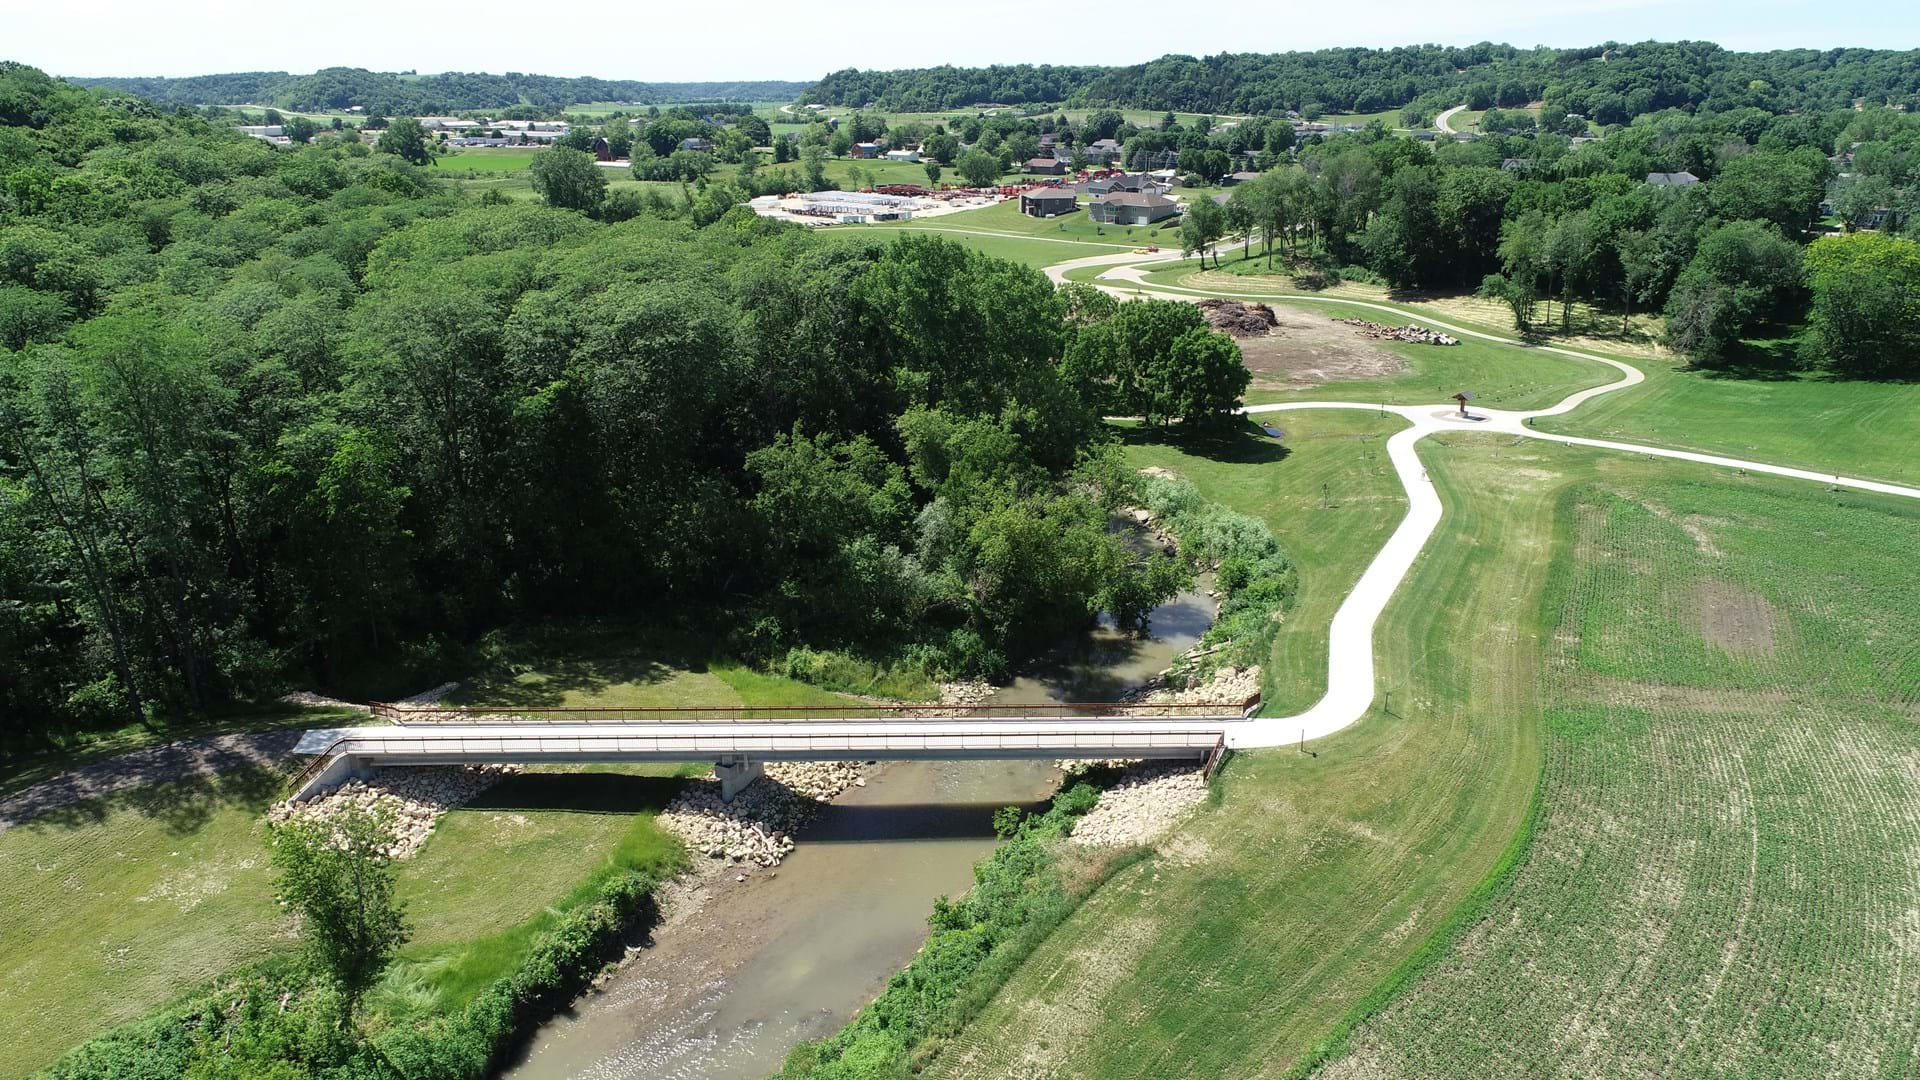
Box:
[1330, 474, 1920, 1076]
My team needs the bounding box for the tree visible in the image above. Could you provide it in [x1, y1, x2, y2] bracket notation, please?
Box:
[829, 129, 853, 158]
[529, 147, 608, 213]
[924, 160, 943, 187]
[1615, 228, 1663, 331]
[1802, 231, 1920, 378]
[1062, 300, 1247, 426]
[798, 142, 829, 191]
[1180, 196, 1228, 268]
[270, 807, 410, 1017]
[283, 115, 319, 145]
[1709, 148, 1830, 239]
[956, 150, 1002, 188]
[1154, 328, 1250, 429]
[374, 115, 431, 165]
[923, 130, 959, 164]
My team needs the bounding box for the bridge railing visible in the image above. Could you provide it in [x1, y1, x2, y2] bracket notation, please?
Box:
[307, 726, 1229, 760]
[369, 697, 1259, 725]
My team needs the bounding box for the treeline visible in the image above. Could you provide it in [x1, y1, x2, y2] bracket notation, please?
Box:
[1210, 104, 1920, 375]
[68, 68, 810, 113]
[0, 63, 1253, 759]
[804, 41, 1920, 120]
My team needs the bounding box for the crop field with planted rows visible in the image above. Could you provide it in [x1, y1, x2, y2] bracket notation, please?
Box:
[1325, 476, 1920, 1078]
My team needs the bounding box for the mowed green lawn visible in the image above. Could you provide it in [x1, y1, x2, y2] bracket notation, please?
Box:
[872, 195, 1174, 247]
[1125, 260, 1920, 485]
[1325, 475, 1920, 1077]
[1532, 362, 1920, 487]
[0, 633, 856, 1075]
[437, 147, 541, 173]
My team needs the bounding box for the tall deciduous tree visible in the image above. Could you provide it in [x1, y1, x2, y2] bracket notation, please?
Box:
[270, 807, 410, 1017]
[374, 115, 431, 165]
[529, 147, 608, 214]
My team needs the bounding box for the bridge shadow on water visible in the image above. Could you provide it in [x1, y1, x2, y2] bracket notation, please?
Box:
[799, 796, 1050, 845]
[459, 769, 686, 816]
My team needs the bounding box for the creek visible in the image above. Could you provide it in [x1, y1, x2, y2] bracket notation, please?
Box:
[505, 579, 1212, 1080]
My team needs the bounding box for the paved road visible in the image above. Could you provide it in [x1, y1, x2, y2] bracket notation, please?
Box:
[1045, 248, 1920, 748]
[1435, 104, 1468, 134]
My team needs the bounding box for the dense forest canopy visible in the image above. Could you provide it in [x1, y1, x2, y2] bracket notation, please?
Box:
[67, 69, 810, 112]
[0, 61, 1249, 761]
[805, 41, 1920, 118]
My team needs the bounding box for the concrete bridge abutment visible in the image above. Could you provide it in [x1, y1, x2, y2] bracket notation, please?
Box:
[716, 757, 764, 802]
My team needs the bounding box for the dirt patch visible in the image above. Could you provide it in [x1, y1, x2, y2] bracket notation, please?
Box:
[1235, 305, 1410, 390]
[1695, 581, 1778, 655]
[1196, 297, 1280, 336]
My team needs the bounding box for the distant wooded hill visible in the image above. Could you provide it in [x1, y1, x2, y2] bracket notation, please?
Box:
[66, 68, 809, 112]
[804, 42, 1920, 121]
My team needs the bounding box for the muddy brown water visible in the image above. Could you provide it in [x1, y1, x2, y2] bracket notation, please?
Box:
[505, 581, 1212, 1080]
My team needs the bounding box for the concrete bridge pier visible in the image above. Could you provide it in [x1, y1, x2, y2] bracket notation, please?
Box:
[716, 757, 764, 802]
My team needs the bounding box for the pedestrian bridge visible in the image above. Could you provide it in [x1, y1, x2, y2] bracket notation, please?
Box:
[290, 700, 1255, 801]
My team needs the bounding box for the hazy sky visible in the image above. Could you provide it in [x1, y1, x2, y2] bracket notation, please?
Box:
[6, 0, 1915, 82]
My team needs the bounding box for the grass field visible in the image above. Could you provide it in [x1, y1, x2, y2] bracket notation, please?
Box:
[437, 147, 540, 173]
[1324, 476, 1920, 1077]
[1124, 258, 1920, 485]
[0, 632, 855, 1075]
[870, 196, 1177, 246]
[853, 229, 1124, 269]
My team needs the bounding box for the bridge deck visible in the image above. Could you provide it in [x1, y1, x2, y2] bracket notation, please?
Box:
[291, 708, 1249, 801]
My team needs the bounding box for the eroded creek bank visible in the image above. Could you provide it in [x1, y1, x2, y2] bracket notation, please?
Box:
[506, 578, 1215, 1080]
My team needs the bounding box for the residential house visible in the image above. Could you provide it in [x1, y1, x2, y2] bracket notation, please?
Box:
[680, 137, 714, 153]
[1646, 171, 1700, 188]
[1019, 189, 1077, 217]
[1025, 157, 1066, 175]
[1085, 138, 1122, 163]
[850, 142, 881, 159]
[1088, 192, 1180, 225]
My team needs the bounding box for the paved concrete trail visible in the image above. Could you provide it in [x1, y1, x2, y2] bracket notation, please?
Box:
[1046, 249, 1920, 748]
[1435, 104, 1468, 134]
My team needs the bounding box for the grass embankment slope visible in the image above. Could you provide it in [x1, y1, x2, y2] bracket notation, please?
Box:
[0, 634, 853, 1076]
[927, 430, 1584, 1078]
[1134, 258, 1920, 486]
[1325, 473, 1920, 1076]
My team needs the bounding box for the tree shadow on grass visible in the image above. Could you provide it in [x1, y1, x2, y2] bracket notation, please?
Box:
[1114, 417, 1291, 466]
[16, 764, 285, 837]
[452, 652, 691, 710]
[1695, 337, 1808, 383]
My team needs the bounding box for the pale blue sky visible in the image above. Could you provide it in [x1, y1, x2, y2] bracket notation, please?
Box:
[4, 0, 1915, 82]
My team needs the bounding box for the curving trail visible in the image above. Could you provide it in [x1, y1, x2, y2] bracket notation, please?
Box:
[1043, 250, 1920, 748]
[1435, 104, 1468, 135]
